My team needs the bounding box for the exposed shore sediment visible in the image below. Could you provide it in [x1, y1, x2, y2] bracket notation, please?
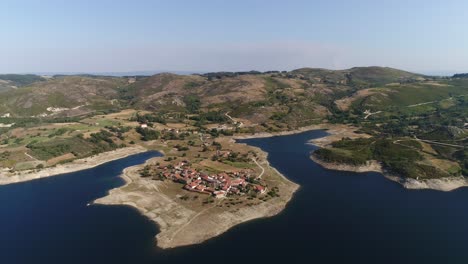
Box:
[232, 124, 327, 139]
[310, 155, 382, 173]
[310, 154, 468, 192]
[0, 123, 351, 186]
[386, 175, 468, 192]
[0, 146, 147, 185]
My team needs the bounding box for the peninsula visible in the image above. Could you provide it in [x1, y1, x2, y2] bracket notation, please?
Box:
[94, 135, 298, 248]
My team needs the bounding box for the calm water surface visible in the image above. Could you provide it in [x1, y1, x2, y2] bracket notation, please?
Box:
[2, 130, 468, 263]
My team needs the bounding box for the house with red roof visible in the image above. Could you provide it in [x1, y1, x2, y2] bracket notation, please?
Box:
[254, 185, 267, 194]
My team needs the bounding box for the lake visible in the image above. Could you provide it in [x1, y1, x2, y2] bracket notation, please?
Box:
[2, 130, 468, 263]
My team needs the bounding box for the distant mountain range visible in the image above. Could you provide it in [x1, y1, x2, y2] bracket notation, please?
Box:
[453, 73, 468, 78]
[7, 71, 203, 77]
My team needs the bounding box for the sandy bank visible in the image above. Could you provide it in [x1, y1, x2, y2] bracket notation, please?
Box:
[385, 175, 468, 192]
[310, 155, 382, 173]
[310, 154, 468, 192]
[234, 124, 366, 148]
[0, 146, 147, 185]
[94, 147, 299, 249]
[232, 124, 328, 139]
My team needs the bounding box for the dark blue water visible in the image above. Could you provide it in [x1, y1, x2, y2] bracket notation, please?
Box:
[2, 130, 468, 263]
[0, 151, 162, 264]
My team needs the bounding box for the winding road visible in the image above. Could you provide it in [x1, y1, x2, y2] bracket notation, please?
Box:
[413, 136, 465, 149]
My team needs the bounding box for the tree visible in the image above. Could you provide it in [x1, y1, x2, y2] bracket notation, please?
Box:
[184, 95, 201, 113]
[140, 165, 153, 177]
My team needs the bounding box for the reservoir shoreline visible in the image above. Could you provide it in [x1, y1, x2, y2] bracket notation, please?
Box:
[310, 153, 468, 191]
[4, 129, 468, 263]
[94, 139, 299, 249]
[94, 124, 363, 248]
[0, 146, 148, 185]
[0, 123, 359, 186]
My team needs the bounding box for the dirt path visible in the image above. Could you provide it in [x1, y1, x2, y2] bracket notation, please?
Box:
[414, 137, 464, 149]
[394, 138, 464, 155]
[252, 158, 265, 179]
[363, 110, 382, 119]
[407, 94, 468, 108]
[225, 112, 243, 127]
[407, 101, 438, 108]
[24, 152, 38, 161]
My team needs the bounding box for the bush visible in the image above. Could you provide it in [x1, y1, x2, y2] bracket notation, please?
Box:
[136, 127, 160, 141]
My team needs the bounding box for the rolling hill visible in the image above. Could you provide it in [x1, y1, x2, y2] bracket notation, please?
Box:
[0, 66, 466, 178]
[0, 66, 462, 126]
[339, 79, 468, 113]
[290, 66, 423, 87]
[0, 74, 46, 91]
[0, 76, 127, 117]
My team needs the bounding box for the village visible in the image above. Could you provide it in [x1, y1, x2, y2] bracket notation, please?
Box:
[141, 160, 267, 199]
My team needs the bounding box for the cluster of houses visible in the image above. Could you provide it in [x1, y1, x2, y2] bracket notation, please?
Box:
[156, 161, 267, 198]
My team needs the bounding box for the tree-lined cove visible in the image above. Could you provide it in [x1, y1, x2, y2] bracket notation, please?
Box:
[2, 130, 468, 263]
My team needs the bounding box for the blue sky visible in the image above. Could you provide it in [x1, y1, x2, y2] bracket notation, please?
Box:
[1, 0, 468, 74]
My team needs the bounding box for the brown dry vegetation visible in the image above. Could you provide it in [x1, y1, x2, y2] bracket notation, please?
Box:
[335, 89, 380, 111]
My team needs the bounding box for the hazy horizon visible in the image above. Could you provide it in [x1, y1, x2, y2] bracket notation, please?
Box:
[1, 68, 459, 77]
[2, 0, 468, 74]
